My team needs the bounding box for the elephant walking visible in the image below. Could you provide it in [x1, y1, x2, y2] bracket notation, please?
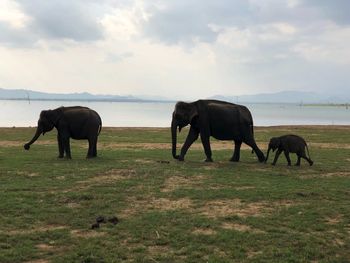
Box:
[265, 134, 313, 166]
[171, 100, 265, 162]
[24, 106, 102, 159]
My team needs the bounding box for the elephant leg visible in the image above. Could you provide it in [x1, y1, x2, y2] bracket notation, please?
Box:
[87, 137, 97, 158]
[272, 149, 282, 165]
[179, 127, 199, 161]
[284, 150, 291, 166]
[63, 137, 71, 159]
[93, 138, 98, 157]
[244, 138, 265, 162]
[230, 140, 242, 162]
[295, 154, 301, 166]
[200, 132, 213, 162]
[57, 134, 64, 158]
[300, 152, 313, 166]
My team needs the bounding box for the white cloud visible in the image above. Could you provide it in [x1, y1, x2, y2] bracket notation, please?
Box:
[0, 0, 30, 28]
[0, 0, 349, 98]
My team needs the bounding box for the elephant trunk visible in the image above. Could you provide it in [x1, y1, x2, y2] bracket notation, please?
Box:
[265, 146, 271, 163]
[171, 117, 178, 159]
[24, 126, 43, 150]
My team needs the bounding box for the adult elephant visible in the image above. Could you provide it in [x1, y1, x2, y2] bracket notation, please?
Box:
[171, 100, 265, 162]
[24, 106, 102, 159]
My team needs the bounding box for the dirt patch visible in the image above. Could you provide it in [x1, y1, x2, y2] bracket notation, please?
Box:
[192, 228, 217, 235]
[0, 140, 54, 147]
[310, 142, 350, 149]
[36, 244, 55, 251]
[221, 222, 265, 233]
[120, 197, 193, 218]
[300, 172, 350, 179]
[72, 169, 136, 191]
[247, 250, 263, 259]
[135, 159, 154, 164]
[66, 202, 80, 208]
[70, 229, 106, 238]
[148, 245, 172, 256]
[325, 215, 343, 225]
[5, 225, 67, 235]
[24, 260, 50, 263]
[235, 186, 256, 190]
[200, 199, 294, 218]
[161, 175, 207, 193]
[15, 171, 40, 177]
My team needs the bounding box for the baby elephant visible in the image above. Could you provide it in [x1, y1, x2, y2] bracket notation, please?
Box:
[265, 135, 313, 166]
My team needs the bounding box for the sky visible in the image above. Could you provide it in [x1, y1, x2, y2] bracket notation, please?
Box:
[0, 0, 349, 100]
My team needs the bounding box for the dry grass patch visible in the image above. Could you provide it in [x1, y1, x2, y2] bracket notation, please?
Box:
[70, 229, 106, 238]
[15, 171, 40, 177]
[200, 199, 294, 218]
[247, 250, 263, 259]
[25, 260, 50, 263]
[192, 227, 217, 235]
[302, 171, 350, 179]
[325, 215, 343, 225]
[221, 222, 265, 234]
[5, 225, 67, 236]
[0, 140, 53, 147]
[120, 196, 194, 218]
[36, 244, 55, 251]
[161, 174, 207, 192]
[74, 169, 136, 191]
[310, 142, 350, 149]
[234, 186, 256, 190]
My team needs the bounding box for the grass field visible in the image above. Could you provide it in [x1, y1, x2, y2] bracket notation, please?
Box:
[0, 126, 349, 263]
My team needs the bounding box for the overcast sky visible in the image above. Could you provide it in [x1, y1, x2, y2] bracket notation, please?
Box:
[0, 0, 349, 99]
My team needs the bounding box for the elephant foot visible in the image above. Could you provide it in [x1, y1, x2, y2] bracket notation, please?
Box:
[271, 163, 276, 166]
[86, 155, 96, 159]
[24, 144, 30, 150]
[174, 155, 184, 161]
[309, 161, 314, 166]
[65, 156, 72, 160]
[58, 155, 64, 159]
[204, 158, 213, 162]
[229, 157, 239, 162]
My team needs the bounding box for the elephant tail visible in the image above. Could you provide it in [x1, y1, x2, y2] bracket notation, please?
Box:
[250, 124, 254, 154]
[98, 115, 102, 135]
[305, 143, 311, 160]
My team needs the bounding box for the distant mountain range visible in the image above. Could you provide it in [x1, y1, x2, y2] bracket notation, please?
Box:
[209, 91, 350, 104]
[0, 88, 145, 102]
[0, 88, 349, 104]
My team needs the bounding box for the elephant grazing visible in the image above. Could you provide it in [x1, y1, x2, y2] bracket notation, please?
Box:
[265, 134, 313, 166]
[171, 100, 265, 162]
[24, 106, 102, 159]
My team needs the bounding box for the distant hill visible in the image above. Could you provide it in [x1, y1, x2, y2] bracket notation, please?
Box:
[209, 91, 350, 104]
[1, 88, 349, 104]
[0, 88, 146, 102]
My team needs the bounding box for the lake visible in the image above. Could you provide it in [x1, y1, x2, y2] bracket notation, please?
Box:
[0, 100, 349, 127]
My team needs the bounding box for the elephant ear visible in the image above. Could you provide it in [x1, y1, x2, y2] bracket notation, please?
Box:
[189, 105, 198, 123]
[46, 108, 63, 126]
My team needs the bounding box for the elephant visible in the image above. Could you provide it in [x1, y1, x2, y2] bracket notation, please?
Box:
[24, 106, 102, 159]
[171, 100, 265, 162]
[265, 134, 313, 166]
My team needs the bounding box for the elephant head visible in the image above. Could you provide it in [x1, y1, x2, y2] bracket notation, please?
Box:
[265, 137, 281, 163]
[171, 102, 198, 159]
[24, 109, 61, 150]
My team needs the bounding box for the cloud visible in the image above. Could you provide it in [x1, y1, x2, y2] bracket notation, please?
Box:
[0, 0, 105, 47]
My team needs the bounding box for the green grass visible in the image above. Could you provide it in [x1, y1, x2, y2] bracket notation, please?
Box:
[0, 126, 349, 263]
